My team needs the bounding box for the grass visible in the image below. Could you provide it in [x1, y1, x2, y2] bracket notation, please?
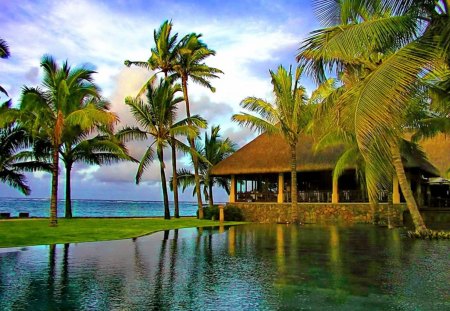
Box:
[0, 217, 246, 248]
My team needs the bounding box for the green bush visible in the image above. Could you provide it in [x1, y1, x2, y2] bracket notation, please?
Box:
[198, 206, 219, 220]
[224, 205, 244, 221]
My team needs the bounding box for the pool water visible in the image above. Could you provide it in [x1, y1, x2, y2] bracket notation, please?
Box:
[0, 224, 448, 310]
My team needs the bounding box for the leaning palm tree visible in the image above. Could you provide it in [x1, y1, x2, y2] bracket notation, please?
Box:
[173, 125, 236, 208]
[18, 55, 116, 226]
[296, 0, 446, 233]
[120, 78, 206, 219]
[125, 20, 183, 217]
[232, 65, 313, 222]
[173, 32, 223, 219]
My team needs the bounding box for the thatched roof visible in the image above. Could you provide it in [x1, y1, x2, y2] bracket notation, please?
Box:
[211, 132, 443, 177]
[419, 133, 450, 177]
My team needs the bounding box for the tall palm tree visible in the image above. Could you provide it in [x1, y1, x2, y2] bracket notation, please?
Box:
[125, 20, 183, 217]
[121, 78, 206, 219]
[173, 33, 223, 219]
[0, 38, 11, 98]
[232, 65, 313, 222]
[173, 125, 236, 208]
[19, 55, 116, 226]
[295, 0, 446, 233]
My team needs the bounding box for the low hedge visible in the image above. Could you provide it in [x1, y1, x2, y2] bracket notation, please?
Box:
[198, 205, 244, 221]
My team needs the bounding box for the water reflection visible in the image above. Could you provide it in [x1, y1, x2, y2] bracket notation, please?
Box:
[0, 224, 449, 310]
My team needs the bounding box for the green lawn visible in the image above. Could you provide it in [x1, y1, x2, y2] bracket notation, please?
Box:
[0, 218, 246, 248]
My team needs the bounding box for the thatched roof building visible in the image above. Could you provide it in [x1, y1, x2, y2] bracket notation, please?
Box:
[211, 132, 442, 177]
[211, 131, 448, 205]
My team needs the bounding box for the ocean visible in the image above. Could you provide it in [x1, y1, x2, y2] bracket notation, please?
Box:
[0, 198, 201, 218]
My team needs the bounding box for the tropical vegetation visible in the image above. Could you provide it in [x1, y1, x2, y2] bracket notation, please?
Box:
[120, 77, 206, 219]
[295, 0, 450, 233]
[125, 21, 183, 217]
[124, 21, 223, 219]
[233, 65, 314, 222]
[0, 103, 51, 195]
[173, 125, 236, 208]
[17, 56, 117, 226]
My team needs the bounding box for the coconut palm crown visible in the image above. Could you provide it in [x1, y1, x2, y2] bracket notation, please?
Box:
[18, 55, 117, 226]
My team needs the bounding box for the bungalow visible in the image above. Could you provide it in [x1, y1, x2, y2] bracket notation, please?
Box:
[211, 132, 449, 224]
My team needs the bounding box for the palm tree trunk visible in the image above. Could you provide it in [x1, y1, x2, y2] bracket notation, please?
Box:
[182, 77, 203, 218]
[65, 161, 73, 218]
[50, 142, 59, 227]
[290, 144, 298, 223]
[208, 181, 214, 208]
[171, 136, 180, 218]
[164, 71, 180, 218]
[158, 146, 170, 220]
[391, 142, 427, 232]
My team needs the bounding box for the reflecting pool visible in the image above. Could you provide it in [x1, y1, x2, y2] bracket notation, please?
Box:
[0, 224, 449, 310]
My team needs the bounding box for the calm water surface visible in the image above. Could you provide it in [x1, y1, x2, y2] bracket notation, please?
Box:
[0, 198, 199, 217]
[0, 224, 449, 310]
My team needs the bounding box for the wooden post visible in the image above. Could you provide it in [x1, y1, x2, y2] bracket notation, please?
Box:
[393, 175, 400, 204]
[277, 173, 284, 203]
[416, 181, 423, 207]
[230, 175, 236, 203]
[332, 177, 339, 204]
[219, 205, 224, 223]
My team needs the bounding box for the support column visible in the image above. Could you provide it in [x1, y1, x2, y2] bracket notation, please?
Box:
[393, 175, 400, 204]
[277, 173, 284, 203]
[332, 178, 339, 204]
[229, 175, 236, 203]
[416, 181, 423, 207]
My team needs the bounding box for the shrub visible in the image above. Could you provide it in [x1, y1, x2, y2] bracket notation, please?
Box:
[224, 205, 244, 221]
[198, 206, 219, 220]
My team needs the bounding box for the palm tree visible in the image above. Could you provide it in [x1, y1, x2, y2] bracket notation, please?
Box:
[124, 20, 183, 217]
[121, 78, 206, 219]
[61, 122, 135, 218]
[0, 107, 51, 195]
[0, 38, 11, 99]
[173, 125, 236, 208]
[173, 33, 223, 219]
[295, 0, 445, 233]
[19, 55, 116, 226]
[232, 65, 313, 222]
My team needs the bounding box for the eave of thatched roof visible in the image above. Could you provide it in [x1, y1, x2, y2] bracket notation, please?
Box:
[211, 132, 445, 177]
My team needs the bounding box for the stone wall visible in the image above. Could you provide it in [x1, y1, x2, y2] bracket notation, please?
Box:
[226, 202, 408, 226]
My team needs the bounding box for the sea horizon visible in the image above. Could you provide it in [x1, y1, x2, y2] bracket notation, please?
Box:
[0, 197, 222, 218]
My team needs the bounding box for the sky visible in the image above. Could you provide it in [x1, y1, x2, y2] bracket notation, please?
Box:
[0, 0, 320, 202]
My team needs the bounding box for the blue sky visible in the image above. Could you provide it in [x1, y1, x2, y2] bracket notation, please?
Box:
[0, 0, 320, 202]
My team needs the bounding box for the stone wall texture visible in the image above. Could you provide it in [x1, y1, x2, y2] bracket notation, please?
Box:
[226, 202, 408, 226]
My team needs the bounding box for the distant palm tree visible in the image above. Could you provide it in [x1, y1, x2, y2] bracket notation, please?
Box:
[61, 120, 136, 218]
[173, 33, 223, 219]
[0, 38, 11, 98]
[121, 78, 206, 219]
[233, 65, 313, 222]
[125, 20, 183, 217]
[19, 55, 116, 226]
[173, 125, 236, 208]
